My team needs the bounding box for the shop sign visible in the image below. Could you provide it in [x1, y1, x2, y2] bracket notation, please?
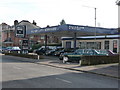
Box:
[68, 25, 85, 30]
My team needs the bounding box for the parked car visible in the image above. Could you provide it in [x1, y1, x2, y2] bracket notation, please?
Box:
[54, 48, 75, 56]
[45, 49, 57, 56]
[59, 49, 109, 63]
[4, 46, 21, 53]
[35, 47, 51, 55]
[0, 47, 6, 54]
[45, 47, 63, 56]
[96, 49, 118, 56]
[54, 48, 66, 56]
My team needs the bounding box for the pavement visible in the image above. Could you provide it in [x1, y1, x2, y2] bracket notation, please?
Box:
[2, 54, 120, 79]
[37, 60, 119, 79]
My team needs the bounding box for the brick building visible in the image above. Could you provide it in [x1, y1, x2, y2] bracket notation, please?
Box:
[1, 20, 61, 48]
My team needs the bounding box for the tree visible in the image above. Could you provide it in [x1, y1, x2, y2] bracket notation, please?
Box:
[46, 25, 50, 27]
[60, 19, 66, 25]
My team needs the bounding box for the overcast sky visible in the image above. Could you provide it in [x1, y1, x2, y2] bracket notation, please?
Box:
[0, 0, 118, 28]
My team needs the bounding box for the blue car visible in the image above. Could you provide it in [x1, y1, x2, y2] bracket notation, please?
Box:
[4, 47, 21, 53]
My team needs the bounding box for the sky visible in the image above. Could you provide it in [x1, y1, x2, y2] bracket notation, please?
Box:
[0, 0, 118, 28]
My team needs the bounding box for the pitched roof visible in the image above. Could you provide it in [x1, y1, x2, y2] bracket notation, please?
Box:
[18, 20, 40, 31]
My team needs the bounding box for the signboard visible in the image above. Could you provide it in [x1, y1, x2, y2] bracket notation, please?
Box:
[15, 25, 26, 38]
[26, 24, 118, 35]
[68, 25, 85, 30]
[30, 27, 57, 34]
[22, 39, 29, 50]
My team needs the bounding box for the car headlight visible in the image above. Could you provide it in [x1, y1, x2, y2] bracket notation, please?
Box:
[60, 54, 64, 56]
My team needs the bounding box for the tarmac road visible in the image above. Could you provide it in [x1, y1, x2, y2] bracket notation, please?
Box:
[2, 55, 119, 88]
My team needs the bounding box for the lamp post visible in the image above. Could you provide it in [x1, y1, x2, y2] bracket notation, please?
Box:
[82, 5, 97, 49]
[116, 0, 120, 56]
[116, 0, 120, 5]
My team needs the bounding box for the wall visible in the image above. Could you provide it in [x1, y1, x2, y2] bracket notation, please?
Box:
[62, 38, 119, 53]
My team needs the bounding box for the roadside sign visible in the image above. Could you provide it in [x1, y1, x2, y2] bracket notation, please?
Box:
[22, 39, 29, 50]
[15, 25, 26, 38]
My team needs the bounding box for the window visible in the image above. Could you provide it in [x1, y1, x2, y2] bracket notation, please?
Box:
[40, 36, 45, 39]
[113, 40, 117, 53]
[66, 42, 71, 48]
[79, 42, 87, 49]
[79, 42, 101, 49]
[105, 41, 109, 50]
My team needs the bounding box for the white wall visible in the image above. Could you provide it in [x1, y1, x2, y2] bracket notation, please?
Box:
[118, 6, 120, 53]
[62, 39, 119, 53]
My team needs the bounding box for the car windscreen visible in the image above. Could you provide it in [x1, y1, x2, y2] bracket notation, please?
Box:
[74, 49, 84, 54]
[12, 47, 21, 50]
[96, 50, 108, 54]
[6, 47, 12, 49]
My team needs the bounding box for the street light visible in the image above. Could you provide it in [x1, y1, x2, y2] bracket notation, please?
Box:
[116, 0, 120, 5]
[82, 5, 97, 49]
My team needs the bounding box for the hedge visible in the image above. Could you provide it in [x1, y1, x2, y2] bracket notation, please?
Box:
[80, 55, 119, 66]
[4, 53, 44, 59]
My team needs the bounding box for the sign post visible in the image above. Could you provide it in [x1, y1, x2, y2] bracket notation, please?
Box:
[22, 39, 29, 54]
[15, 25, 28, 54]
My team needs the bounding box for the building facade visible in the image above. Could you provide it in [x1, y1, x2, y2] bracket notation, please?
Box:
[1, 20, 61, 48]
[62, 35, 120, 53]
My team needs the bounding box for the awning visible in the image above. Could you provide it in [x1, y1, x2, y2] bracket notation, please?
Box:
[27, 24, 118, 37]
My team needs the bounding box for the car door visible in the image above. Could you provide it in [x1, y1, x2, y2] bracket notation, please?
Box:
[69, 49, 83, 61]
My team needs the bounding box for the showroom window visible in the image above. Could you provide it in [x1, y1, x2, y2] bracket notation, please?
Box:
[113, 40, 117, 53]
[79, 42, 101, 49]
[104, 41, 109, 50]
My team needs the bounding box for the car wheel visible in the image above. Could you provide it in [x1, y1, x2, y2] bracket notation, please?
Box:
[63, 56, 68, 63]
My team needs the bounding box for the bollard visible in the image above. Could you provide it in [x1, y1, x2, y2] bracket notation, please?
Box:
[38, 55, 40, 60]
[63, 60, 65, 63]
[79, 60, 81, 66]
[18, 51, 20, 53]
[8, 51, 10, 53]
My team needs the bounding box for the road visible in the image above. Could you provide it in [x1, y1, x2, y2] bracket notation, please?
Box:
[2, 55, 118, 88]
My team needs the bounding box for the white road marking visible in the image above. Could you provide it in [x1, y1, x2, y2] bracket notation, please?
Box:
[56, 78, 72, 83]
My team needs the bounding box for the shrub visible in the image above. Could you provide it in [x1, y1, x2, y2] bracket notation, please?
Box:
[4, 53, 44, 59]
[81, 55, 119, 66]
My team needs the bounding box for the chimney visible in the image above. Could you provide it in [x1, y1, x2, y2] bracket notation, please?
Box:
[32, 20, 37, 25]
[14, 20, 18, 26]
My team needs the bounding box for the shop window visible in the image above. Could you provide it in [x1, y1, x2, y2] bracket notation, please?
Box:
[86, 42, 94, 49]
[66, 42, 71, 48]
[79, 42, 87, 49]
[96, 42, 101, 49]
[105, 41, 109, 50]
[79, 42, 101, 49]
[113, 40, 117, 53]
[40, 36, 45, 39]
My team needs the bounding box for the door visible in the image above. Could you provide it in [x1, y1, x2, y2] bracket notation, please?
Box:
[66, 42, 71, 48]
